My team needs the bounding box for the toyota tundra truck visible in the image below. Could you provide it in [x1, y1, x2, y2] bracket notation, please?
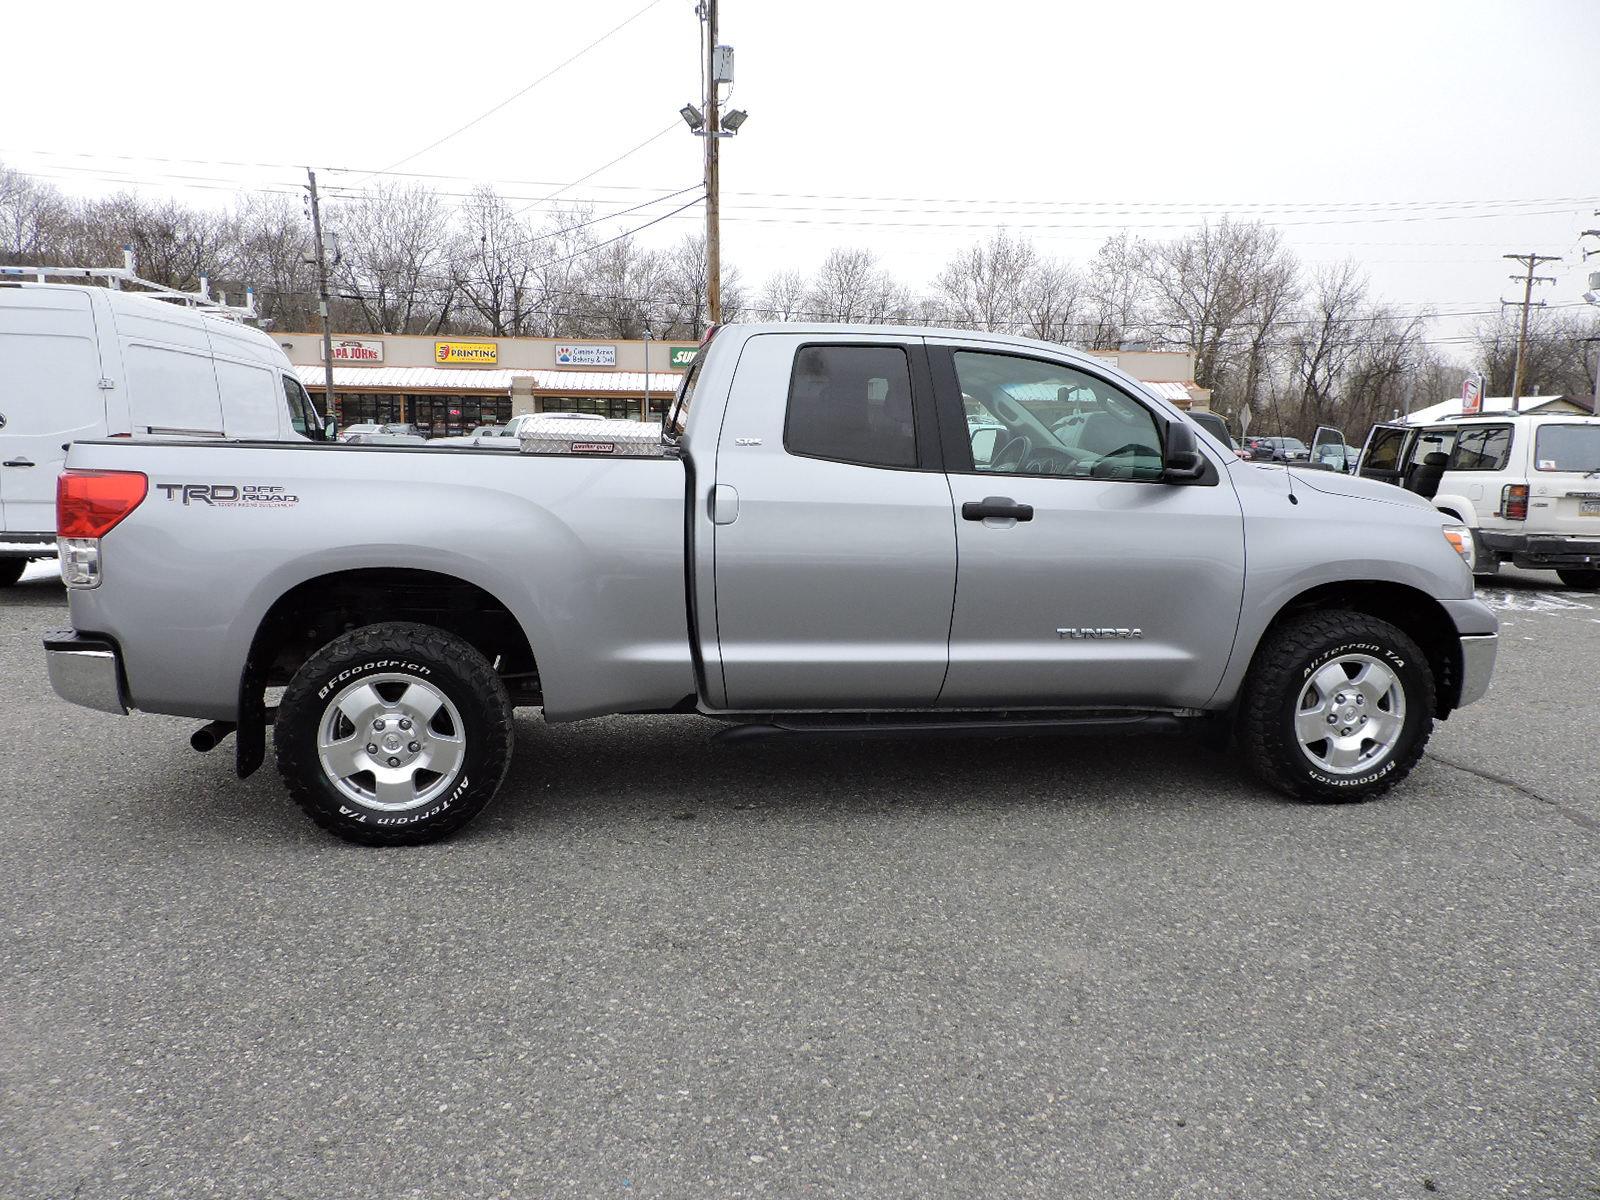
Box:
[43, 324, 1499, 844]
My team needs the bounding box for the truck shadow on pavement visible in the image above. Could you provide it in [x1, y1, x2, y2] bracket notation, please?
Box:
[137, 714, 1267, 847]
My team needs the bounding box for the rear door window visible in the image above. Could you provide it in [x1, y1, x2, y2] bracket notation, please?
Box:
[785, 345, 918, 469]
[1449, 425, 1512, 471]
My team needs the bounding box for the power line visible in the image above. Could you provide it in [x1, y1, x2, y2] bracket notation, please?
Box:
[354, 0, 669, 181]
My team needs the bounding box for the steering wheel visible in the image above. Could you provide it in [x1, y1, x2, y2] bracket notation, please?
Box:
[990, 434, 1032, 472]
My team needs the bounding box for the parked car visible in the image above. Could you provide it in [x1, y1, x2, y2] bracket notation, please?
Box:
[0, 281, 331, 585]
[44, 323, 1496, 845]
[338, 423, 382, 443]
[1243, 435, 1310, 463]
[1355, 410, 1600, 586]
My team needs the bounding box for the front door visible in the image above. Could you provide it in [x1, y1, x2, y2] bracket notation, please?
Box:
[710, 333, 956, 709]
[1357, 423, 1414, 489]
[931, 343, 1246, 709]
[0, 287, 109, 535]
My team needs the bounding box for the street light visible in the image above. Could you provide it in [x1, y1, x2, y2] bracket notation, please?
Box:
[679, 104, 705, 131]
[719, 108, 749, 133]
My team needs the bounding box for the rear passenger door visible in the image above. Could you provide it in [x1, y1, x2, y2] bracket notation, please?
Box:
[709, 334, 956, 709]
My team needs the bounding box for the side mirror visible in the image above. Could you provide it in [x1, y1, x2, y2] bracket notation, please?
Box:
[1162, 420, 1207, 482]
[323, 415, 338, 441]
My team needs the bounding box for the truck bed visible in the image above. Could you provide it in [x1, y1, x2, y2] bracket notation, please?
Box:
[62, 438, 697, 722]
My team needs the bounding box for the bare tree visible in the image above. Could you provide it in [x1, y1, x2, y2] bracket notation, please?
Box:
[577, 236, 664, 338]
[1140, 218, 1298, 391]
[1080, 232, 1147, 349]
[756, 269, 806, 321]
[1283, 261, 1369, 432]
[805, 247, 906, 323]
[450, 185, 548, 336]
[232, 192, 318, 330]
[333, 183, 453, 334]
[0, 164, 69, 263]
[1473, 308, 1600, 399]
[932, 230, 1038, 332]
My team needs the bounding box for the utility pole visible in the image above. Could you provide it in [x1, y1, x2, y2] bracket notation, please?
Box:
[703, 0, 721, 325]
[681, 5, 744, 327]
[306, 169, 337, 421]
[1502, 251, 1560, 409]
[1582, 220, 1600, 413]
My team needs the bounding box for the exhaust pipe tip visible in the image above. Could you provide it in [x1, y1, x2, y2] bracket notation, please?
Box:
[190, 720, 237, 753]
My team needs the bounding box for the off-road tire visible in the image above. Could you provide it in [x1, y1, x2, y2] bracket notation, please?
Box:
[275, 622, 513, 845]
[1556, 568, 1600, 590]
[1238, 609, 1434, 804]
[0, 559, 27, 587]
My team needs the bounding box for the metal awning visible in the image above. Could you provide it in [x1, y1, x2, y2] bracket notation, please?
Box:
[296, 365, 683, 395]
[296, 366, 518, 392]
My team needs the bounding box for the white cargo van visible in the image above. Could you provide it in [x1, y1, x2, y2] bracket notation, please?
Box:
[0, 281, 331, 584]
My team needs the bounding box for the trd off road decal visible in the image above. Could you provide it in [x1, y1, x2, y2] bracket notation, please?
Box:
[156, 483, 299, 508]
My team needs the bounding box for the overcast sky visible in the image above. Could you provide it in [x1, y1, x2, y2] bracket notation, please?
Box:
[5, 0, 1597, 358]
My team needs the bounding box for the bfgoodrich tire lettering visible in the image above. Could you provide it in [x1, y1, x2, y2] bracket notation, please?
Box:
[275, 622, 513, 845]
[1238, 609, 1434, 804]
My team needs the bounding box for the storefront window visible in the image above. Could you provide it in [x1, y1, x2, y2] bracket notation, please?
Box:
[541, 397, 641, 421]
[406, 395, 513, 438]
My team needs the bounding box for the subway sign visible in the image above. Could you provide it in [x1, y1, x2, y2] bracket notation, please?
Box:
[668, 346, 698, 368]
[435, 341, 498, 364]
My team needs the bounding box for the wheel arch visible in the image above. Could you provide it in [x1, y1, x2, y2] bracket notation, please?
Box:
[1433, 494, 1478, 527]
[1252, 580, 1463, 718]
[234, 567, 540, 777]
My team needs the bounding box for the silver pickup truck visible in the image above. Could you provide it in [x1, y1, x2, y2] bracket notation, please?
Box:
[45, 324, 1498, 844]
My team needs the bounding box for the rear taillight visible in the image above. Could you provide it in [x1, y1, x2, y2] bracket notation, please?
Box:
[1500, 483, 1529, 521]
[57, 469, 148, 538]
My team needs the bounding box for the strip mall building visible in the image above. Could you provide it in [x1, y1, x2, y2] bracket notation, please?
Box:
[278, 331, 1210, 438]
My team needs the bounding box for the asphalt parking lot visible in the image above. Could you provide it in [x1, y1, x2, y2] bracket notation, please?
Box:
[2, 563, 1595, 1199]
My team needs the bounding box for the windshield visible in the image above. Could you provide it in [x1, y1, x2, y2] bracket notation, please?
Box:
[1534, 423, 1600, 472]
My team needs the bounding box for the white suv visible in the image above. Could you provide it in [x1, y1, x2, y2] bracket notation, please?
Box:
[1358, 410, 1600, 587]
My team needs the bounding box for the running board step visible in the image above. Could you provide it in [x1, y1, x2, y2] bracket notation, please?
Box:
[711, 711, 1190, 745]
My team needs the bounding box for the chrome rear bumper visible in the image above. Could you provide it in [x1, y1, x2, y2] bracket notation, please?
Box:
[44, 629, 128, 715]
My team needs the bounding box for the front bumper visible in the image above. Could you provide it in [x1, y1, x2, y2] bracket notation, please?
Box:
[44, 629, 128, 715]
[1478, 530, 1600, 569]
[1457, 633, 1498, 708]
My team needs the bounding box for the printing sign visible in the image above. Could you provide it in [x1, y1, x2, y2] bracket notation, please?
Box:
[555, 344, 617, 367]
[435, 341, 498, 365]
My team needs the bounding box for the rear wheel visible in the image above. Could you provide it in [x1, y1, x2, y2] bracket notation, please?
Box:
[274, 622, 514, 845]
[0, 559, 27, 588]
[1556, 568, 1600, 589]
[1238, 609, 1434, 803]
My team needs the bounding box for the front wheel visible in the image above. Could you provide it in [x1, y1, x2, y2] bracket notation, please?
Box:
[1238, 609, 1434, 803]
[274, 622, 514, 845]
[1556, 568, 1600, 589]
[0, 558, 27, 588]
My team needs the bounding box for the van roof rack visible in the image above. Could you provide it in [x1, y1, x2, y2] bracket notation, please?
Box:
[0, 246, 258, 322]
